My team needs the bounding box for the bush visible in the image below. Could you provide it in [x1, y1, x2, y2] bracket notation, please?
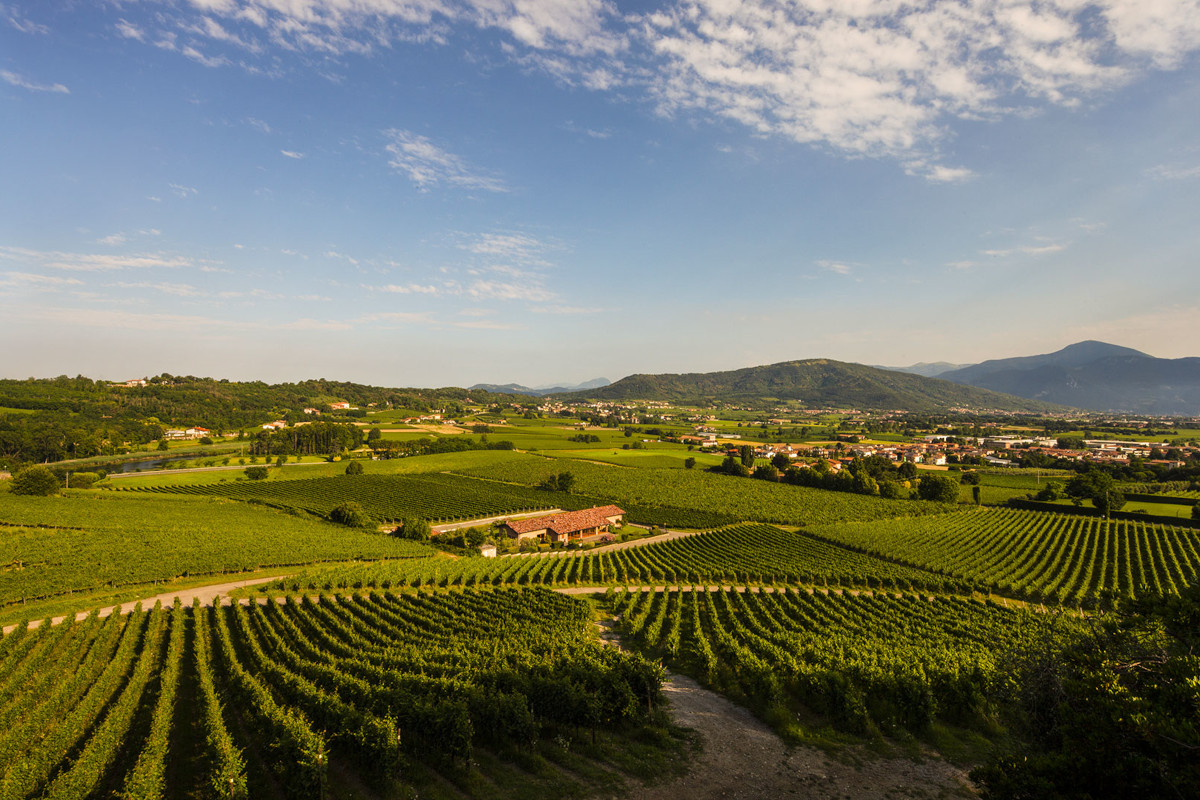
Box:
[244, 466, 269, 480]
[68, 471, 102, 489]
[395, 517, 431, 541]
[330, 501, 370, 527]
[917, 474, 960, 503]
[344, 460, 363, 476]
[10, 465, 61, 496]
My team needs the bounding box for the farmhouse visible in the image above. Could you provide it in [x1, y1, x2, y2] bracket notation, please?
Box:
[502, 506, 625, 544]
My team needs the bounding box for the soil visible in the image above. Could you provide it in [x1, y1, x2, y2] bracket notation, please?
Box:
[613, 672, 976, 800]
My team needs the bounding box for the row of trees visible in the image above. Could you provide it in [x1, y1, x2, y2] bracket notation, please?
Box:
[712, 450, 961, 503]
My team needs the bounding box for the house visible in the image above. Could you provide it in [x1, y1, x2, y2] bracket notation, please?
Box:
[164, 429, 187, 440]
[479, 544, 497, 558]
[186, 427, 210, 438]
[502, 506, 625, 544]
[303, 407, 320, 415]
[261, 420, 287, 430]
[330, 402, 351, 410]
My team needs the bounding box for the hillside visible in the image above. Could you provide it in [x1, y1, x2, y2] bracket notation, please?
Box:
[938, 341, 1200, 415]
[562, 359, 1063, 411]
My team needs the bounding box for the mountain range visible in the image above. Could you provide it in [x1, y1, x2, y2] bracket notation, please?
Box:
[932, 341, 1200, 415]
[561, 359, 1061, 413]
[469, 377, 611, 397]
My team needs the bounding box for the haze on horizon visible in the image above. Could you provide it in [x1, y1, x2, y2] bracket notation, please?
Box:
[3, 0, 1200, 388]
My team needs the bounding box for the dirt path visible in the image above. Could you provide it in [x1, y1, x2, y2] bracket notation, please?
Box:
[1, 575, 282, 634]
[619, 672, 975, 800]
[505, 527, 702, 558]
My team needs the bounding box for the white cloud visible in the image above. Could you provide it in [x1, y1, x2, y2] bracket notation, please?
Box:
[368, 283, 442, 294]
[280, 149, 305, 159]
[383, 129, 507, 192]
[115, 19, 145, 41]
[116, 281, 203, 297]
[467, 280, 555, 302]
[817, 260, 853, 275]
[0, 246, 193, 272]
[110, 1, 1200, 179]
[246, 117, 272, 133]
[1145, 163, 1200, 180]
[97, 233, 128, 246]
[0, 271, 83, 289]
[7, 8, 48, 35]
[1, 69, 68, 94]
[169, 183, 198, 198]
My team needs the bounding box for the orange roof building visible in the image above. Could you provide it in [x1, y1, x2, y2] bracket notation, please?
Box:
[502, 505, 625, 543]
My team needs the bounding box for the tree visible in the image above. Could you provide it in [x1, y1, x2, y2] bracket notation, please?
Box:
[683, 457, 696, 470]
[739, 445, 755, 468]
[10, 465, 61, 496]
[276, 455, 287, 467]
[344, 460, 364, 476]
[960, 471, 981, 485]
[878, 480, 905, 499]
[1192, 501, 1200, 521]
[972, 583, 1200, 800]
[157, 439, 169, 451]
[396, 517, 431, 541]
[367, 428, 382, 443]
[898, 461, 918, 480]
[1035, 481, 1064, 501]
[538, 472, 575, 492]
[770, 452, 790, 471]
[330, 501, 370, 528]
[752, 464, 779, 481]
[917, 474, 960, 503]
[244, 466, 269, 480]
[972, 485, 982, 506]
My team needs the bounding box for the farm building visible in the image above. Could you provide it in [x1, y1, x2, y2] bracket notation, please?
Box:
[502, 506, 625, 544]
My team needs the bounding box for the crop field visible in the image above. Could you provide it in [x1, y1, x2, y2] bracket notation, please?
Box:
[611, 586, 1076, 736]
[262, 525, 946, 594]
[0, 492, 431, 607]
[807, 508, 1200, 604]
[0, 589, 682, 800]
[455, 455, 945, 525]
[542, 450, 727, 469]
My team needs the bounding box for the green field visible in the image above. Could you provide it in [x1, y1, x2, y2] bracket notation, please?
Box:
[455, 454, 946, 526]
[262, 525, 947, 594]
[806, 507, 1200, 603]
[614, 586, 1076, 736]
[0, 590, 684, 800]
[0, 491, 431, 610]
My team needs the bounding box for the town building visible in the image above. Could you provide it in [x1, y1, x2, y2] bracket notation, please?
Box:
[502, 506, 625, 544]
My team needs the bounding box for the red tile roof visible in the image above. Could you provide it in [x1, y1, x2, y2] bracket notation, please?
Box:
[505, 505, 625, 536]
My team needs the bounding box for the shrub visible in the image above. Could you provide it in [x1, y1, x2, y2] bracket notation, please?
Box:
[330, 501, 370, 528]
[68, 471, 102, 489]
[344, 460, 363, 476]
[395, 517, 431, 541]
[10, 465, 61, 496]
[244, 466, 269, 481]
[917, 474, 960, 503]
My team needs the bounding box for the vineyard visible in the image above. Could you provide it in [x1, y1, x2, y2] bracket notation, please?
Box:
[609, 586, 1078, 737]
[0, 589, 682, 800]
[453, 456, 944, 525]
[263, 525, 947, 594]
[806, 507, 1200, 604]
[0, 493, 432, 609]
[118, 472, 740, 529]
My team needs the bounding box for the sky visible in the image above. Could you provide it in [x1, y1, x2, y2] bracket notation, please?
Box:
[3, 0, 1200, 388]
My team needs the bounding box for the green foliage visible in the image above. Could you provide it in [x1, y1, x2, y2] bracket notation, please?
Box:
[10, 465, 60, 496]
[244, 466, 269, 481]
[329, 501, 370, 527]
[344, 460, 363, 476]
[752, 464, 779, 481]
[1035, 480, 1064, 501]
[157, 439, 169, 451]
[960, 471, 981, 485]
[973, 584, 1200, 799]
[683, 457, 696, 469]
[397, 517, 432, 541]
[808, 508, 1200, 603]
[538, 472, 576, 493]
[67, 471, 102, 489]
[0, 492, 430, 605]
[917, 474, 960, 503]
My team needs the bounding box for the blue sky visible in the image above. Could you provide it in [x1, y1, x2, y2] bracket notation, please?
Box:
[3, 0, 1199, 388]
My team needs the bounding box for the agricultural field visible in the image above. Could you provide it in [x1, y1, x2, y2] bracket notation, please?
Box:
[455, 454, 946, 526]
[260, 525, 947, 594]
[0, 589, 685, 800]
[807, 508, 1200, 604]
[611, 586, 1077, 737]
[0, 490, 430, 613]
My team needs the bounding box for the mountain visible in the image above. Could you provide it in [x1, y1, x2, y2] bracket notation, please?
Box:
[874, 361, 971, 378]
[469, 378, 611, 397]
[937, 341, 1200, 415]
[561, 359, 1062, 412]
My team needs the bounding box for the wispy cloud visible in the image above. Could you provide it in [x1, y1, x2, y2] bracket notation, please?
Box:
[367, 283, 442, 295]
[1145, 163, 1200, 180]
[97, 233, 128, 246]
[281, 149, 305, 159]
[1, 69, 68, 94]
[8, 8, 49, 35]
[817, 260, 854, 276]
[0, 271, 83, 289]
[0, 246, 192, 272]
[169, 183, 198, 198]
[383, 129, 507, 192]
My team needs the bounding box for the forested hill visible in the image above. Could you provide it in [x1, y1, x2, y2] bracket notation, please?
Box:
[562, 359, 1065, 412]
[0, 375, 504, 464]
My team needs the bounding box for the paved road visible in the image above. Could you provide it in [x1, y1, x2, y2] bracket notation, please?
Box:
[503, 526, 703, 558]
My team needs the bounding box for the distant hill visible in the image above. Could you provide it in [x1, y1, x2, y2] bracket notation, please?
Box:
[873, 361, 971, 378]
[561, 359, 1061, 412]
[469, 377, 611, 397]
[938, 341, 1200, 415]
